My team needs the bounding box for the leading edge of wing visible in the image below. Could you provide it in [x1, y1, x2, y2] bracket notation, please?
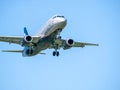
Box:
[74, 41, 99, 47]
[0, 36, 22, 44]
[52, 39, 99, 48]
[0, 36, 40, 45]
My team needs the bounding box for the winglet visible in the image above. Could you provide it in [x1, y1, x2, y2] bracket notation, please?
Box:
[24, 27, 29, 35]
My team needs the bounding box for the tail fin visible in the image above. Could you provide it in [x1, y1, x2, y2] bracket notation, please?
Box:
[24, 27, 29, 35]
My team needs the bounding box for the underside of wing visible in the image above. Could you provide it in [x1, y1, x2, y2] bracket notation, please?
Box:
[74, 42, 99, 47]
[0, 36, 22, 44]
[0, 36, 40, 45]
[50, 38, 99, 49]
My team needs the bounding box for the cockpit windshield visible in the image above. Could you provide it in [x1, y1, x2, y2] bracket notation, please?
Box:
[52, 15, 64, 19]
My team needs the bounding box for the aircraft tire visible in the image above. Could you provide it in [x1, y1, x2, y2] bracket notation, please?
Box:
[56, 51, 59, 56]
[53, 51, 56, 56]
[58, 36, 61, 39]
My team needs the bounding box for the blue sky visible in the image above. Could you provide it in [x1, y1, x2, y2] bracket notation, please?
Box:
[0, 0, 120, 90]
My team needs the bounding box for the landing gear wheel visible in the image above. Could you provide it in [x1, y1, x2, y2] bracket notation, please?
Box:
[57, 28, 62, 39]
[58, 36, 61, 39]
[52, 51, 59, 56]
[53, 43, 60, 56]
[56, 51, 59, 56]
[53, 51, 56, 56]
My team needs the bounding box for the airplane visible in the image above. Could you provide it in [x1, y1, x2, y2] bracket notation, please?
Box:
[0, 14, 99, 57]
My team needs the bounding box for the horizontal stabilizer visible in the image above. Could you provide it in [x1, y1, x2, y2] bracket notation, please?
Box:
[2, 50, 46, 55]
[2, 50, 22, 53]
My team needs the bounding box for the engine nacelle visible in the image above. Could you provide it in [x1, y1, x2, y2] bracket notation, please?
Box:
[24, 35, 33, 43]
[22, 46, 34, 57]
[66, 39, 74, 46]
[63, 39, 74, 50]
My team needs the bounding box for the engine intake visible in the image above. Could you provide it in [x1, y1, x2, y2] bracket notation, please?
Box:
[26, 49, 33, 55]
[22, 46, 34, 57]
[63, 39, 74, 50]
[24, 35, 33, 42]
[66, 39, 74, 46]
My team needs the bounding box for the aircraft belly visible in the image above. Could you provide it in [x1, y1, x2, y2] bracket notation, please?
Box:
[32, 36, 52, 56]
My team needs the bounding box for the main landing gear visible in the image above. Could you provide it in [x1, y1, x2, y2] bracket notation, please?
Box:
[53, 51, 59, 56]
[52, 44, 60, 56]
[52, 28, 62, 57]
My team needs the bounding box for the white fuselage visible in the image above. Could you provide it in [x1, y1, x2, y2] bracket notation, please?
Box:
[36, 15, 67, 37]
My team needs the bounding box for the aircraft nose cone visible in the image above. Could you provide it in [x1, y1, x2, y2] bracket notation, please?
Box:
[59, 18, 67, 25]
[61, 18, 67, 22]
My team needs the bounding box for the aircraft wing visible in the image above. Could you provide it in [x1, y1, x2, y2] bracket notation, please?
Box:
[0, 36, 40, 45]
[73, 41, 99, 47]
[52, 39, 99, 49]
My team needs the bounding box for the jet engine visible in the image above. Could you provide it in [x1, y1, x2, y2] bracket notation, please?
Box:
[66, 39, 74, 46]
[22, 46, 34, 57]
[24, 35, 33, 43]
[63, 39, 74, 49]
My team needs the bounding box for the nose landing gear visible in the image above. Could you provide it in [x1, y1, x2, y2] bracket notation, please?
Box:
[57, 28, 62, 39]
